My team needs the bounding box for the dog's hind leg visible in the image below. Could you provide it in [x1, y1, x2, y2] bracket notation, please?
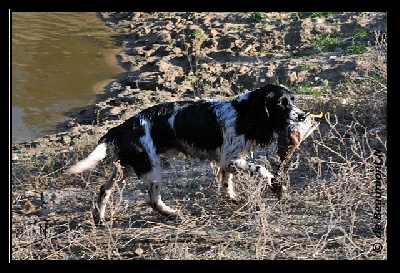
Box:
[144, 166, 180, 217]
[92, 161, 128, 225]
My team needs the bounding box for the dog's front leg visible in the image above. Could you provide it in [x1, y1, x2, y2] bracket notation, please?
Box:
[219, 169, 240, 201]
[228, 159, 274, 189]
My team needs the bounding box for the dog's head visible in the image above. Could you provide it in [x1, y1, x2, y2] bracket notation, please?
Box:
[261, 84, 307, 128]
[258, 85, 318, 161]
[236, 84, 319, 160]
[235, 84, 307, 144]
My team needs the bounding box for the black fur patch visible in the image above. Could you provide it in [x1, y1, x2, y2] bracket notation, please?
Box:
[142, 102, 183, 154]
[232, 84, 294, 146]
[100, 115, 153, 177]
[98, 84, 298, 178]
[172, 101, 223, 157]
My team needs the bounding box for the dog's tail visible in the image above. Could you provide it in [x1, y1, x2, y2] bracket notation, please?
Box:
[68, 142, 107, 174]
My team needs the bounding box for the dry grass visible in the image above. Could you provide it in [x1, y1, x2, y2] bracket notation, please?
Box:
[10, 92, 387, 260]
[11, 31, 387, 261]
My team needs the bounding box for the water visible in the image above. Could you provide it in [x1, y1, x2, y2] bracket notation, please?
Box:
[11, 12, 124, 143]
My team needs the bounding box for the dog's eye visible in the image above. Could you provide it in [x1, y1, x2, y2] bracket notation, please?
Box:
[278, 97, 289, 107]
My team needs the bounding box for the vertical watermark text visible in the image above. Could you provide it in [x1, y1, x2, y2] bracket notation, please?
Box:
[371, 148, 385, 253]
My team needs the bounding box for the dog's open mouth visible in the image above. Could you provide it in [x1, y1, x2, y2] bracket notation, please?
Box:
[272, 112, 323, 199]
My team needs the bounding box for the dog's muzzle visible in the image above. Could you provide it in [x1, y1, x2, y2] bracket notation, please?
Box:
[297, 112, 309, 122]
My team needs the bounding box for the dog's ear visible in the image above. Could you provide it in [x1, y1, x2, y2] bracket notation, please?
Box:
[244, 87, 274, 144]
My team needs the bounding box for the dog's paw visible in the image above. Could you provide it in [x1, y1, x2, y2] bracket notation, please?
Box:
[92, 208, 105, 226]
[157, 208, 182, 220]
[270, 181, 287, 200]
[165, 209, 182, 219]
[227, 193, 241, 203]
[147, 200, 182, 218]
[94, 218, 107, 227]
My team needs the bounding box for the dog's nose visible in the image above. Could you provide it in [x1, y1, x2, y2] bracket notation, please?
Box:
[297, 112, 307, 121]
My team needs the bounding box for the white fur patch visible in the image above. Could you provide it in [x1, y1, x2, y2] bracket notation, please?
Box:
[144, 167, 162, 183]
[289, 105, 304, 121]
[236, 91, 250, 102]
[139, 116, 161, 167]
[214, 102, 254, 168]
[68, 142, 107, 173]
[168, 102, 181, 130]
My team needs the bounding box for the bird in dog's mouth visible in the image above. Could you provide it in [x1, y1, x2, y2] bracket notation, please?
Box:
[272, 112, 323, 199]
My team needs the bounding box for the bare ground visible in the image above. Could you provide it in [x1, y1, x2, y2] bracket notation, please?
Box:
[11, 12, 387, 260]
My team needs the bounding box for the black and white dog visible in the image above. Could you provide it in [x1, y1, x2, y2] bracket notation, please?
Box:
[69, 84, 312, 225]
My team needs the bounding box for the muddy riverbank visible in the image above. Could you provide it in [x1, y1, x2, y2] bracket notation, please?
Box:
[11, 12, 387, 260]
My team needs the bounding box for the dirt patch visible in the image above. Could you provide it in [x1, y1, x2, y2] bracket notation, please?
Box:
[11, 12, 387, 260]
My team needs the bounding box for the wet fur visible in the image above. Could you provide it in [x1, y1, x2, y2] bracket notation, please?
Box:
[68, 84, 307, 225]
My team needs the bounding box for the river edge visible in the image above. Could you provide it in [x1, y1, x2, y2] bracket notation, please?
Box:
[11, 12, 128, 145]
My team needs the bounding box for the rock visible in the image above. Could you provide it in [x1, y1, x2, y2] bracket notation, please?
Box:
[20, 200, 36, 215]
[135, 246, 144, 257]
